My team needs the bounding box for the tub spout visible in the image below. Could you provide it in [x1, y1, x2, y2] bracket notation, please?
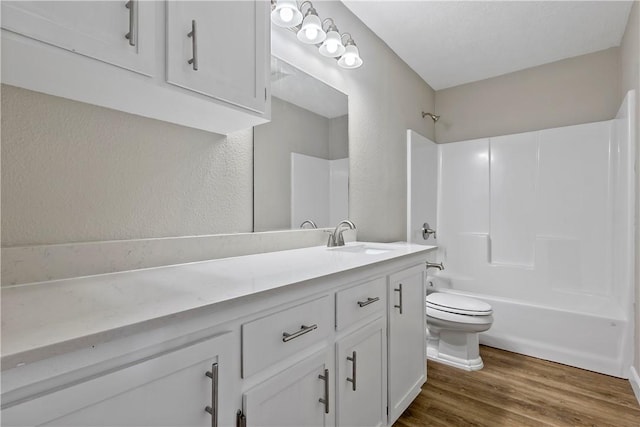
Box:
[426, 262, 444, 271]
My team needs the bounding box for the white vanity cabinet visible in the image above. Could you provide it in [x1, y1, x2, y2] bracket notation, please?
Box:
[387, 264, 428, 424]
[240, 295, 333, 426]
[1, 0, 155, 75]
[243, 350, 332, 427]
[1, 0, 270, 134]
[336, 318, 387, 427]
[1, 245, 435, 427]
[1, 332, 236, 427]
[166, 0, 269, 114]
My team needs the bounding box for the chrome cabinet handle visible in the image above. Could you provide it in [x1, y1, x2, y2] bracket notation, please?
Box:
[346, 351, 357, 391]
[187, 20, 198, 71]
[394, 283, 403, 314]
[318, 368, 329, 414]
[124, 1, 136, 46]
[282, 324, 318, 342]
[357, 297, 380, 308]
[204, 363, 218, 427]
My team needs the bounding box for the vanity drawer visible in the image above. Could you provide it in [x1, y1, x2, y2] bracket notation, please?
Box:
[242, 295, 331, 378]
[336, 277, 386, 330]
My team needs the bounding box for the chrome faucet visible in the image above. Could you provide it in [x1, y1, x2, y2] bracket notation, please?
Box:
[327, 220, 356, 247]
[426, 262, 444, 271]
[300, 220, 318, 229]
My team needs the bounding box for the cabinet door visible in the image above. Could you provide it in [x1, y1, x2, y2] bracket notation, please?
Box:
[336, 318, 386, 427]
[2, 332, 236, 427]
[166, 0, 269, 114]
[243, 350, 331, 427]
[387, 264, 427, 423]
[0, 0, 155, 75]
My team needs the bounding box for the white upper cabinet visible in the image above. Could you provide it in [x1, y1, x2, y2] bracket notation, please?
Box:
[167, 0, 268, 114]
[1, 0, 270, 135]
[1, 1, 155, 75]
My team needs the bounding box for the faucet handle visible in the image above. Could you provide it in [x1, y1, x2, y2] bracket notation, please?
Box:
[422, 222, 436, 240]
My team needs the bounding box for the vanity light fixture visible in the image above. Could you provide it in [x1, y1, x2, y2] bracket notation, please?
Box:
[297, 2, 326, 44]
[270, 0, 363, 69]
[271, 0, 303, 27]
[336, 34, 362, 69]
[319, 19, 345, 57]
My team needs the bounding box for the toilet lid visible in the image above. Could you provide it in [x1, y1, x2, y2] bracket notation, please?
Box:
[426, 292, 493, 316]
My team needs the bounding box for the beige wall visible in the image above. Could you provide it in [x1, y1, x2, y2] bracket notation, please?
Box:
[619, 0, 640, 376]
[435, 48, 621, 143]
[1, 1, 435, 246]
[1, 85, 254, 246]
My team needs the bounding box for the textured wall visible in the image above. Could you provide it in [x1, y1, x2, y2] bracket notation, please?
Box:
[254, 97, 332, 232]
[1, 85, 253, 246]
[2, 1, 434, 246]
[619, 0, 640, 378]
[272, 1, 436, 243]
[435, 48, 621, 143]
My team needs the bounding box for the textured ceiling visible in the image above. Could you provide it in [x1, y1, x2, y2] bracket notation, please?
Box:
[342, 1, 633, 90]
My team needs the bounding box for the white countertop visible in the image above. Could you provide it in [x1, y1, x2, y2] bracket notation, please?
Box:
[1, 242, 435, 368]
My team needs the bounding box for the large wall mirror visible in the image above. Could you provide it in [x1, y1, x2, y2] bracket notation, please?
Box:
[254, 57, 349, 232]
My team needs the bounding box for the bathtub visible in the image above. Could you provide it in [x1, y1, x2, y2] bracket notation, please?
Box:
[428, 277, 633, 378]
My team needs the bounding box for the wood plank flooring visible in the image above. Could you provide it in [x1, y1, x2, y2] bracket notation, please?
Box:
[394, 346, 640, 427]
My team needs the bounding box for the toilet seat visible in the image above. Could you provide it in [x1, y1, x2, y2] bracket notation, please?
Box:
[426, 292, 492, 316]
[427, 306, 493, 325]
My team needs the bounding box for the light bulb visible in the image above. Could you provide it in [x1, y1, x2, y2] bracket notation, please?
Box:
[345, 55, 355, 66]
[279, 7, 293, 23]
[305, 27, 318, 40]
[326, 40, 338, 53]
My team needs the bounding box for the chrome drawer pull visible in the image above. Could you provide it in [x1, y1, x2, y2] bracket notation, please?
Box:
[124, 0, 136, 46]
[187, 20, 198, 71]
[394, 283, 403, 314]
[346, 351, 357, 391]
[357, 297, 380, 307]
[318, 368, 329, 414]
[204, 363, 218, 427]
[282, 324, 318, 342]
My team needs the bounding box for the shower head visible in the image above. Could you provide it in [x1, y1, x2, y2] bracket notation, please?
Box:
[422, 111, 440, 122]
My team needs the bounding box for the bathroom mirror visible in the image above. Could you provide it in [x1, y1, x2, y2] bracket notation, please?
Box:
[253, 56, 349, 232]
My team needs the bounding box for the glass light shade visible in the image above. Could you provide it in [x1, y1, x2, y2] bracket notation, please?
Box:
[271, 0, 303, 27]
[337, 44, 363, 69]
[318, 30, 345, 57]
[297, 13, 326, 44]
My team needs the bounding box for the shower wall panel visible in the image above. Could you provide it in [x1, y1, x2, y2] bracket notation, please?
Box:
[437, 117, 629, 314]
[489, 132, 538, 267]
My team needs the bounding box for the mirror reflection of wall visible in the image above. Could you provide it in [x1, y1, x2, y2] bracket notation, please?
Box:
[254, 57, 348, 232]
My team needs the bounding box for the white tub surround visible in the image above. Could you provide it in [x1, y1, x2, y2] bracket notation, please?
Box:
[431, 92, 635, 378]
[2, 242, 434, 427]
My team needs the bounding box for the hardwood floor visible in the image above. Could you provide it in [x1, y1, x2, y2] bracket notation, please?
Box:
[394, 346, 640, 427]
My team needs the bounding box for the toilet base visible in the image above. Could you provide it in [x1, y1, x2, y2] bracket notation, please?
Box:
[426, 329, 485, 371]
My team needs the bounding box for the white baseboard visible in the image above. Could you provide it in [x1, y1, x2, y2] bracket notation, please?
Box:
[630, 366, 640, 406]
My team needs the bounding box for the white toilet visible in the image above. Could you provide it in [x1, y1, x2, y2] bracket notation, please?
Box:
[426, 292, 493, 371]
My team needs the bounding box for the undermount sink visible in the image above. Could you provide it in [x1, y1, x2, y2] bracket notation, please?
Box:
[328, 244, 394, 255]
